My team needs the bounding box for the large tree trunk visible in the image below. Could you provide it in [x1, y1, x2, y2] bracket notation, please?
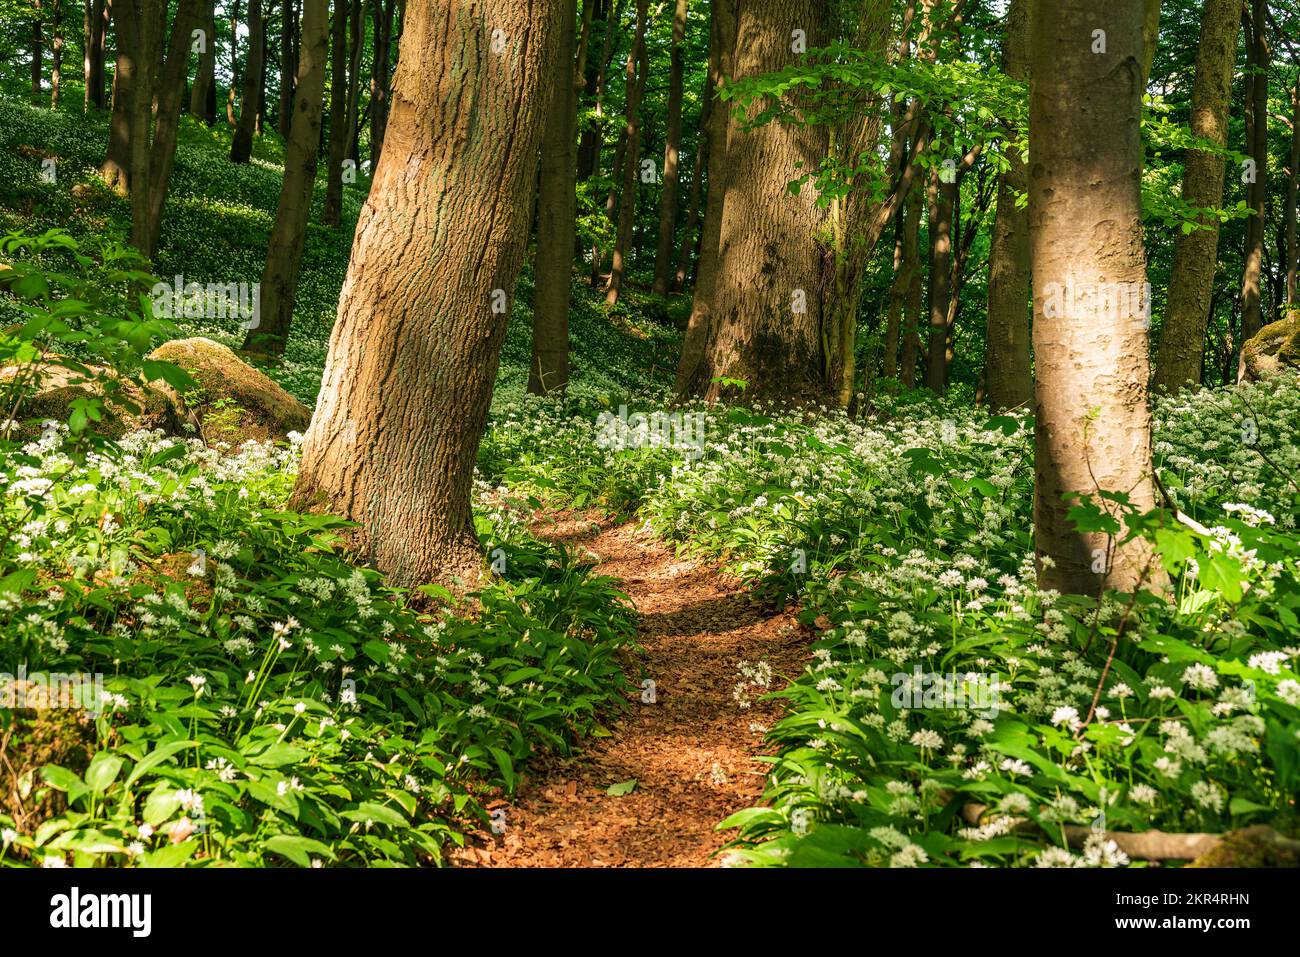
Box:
[321, 0, 349, 226]
[1153, 0, 1238, 392]
[1237, 0, 1269, 374]
[603, 0, 648, 306]
[190, 0, 217, 118]
[230, 0, 265, 162]
[678, 0, 831, 403]
[278, 0, 296, 137]
[292, 0, 562, 587]
[650, 0, 689, 296]
[1029, 0, 1162, 595]
[982, 0, 1032, 411]
[529, 0, 582, 395]
[243, 0, 327, 355]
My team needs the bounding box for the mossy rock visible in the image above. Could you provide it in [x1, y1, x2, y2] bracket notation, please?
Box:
[148, 337, 311, 446]
[0, 360, 181, 440]
[1240, 310, 1300, 382]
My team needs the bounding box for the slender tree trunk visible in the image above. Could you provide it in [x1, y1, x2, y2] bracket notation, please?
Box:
[529, 0, 583, 395]
[85, 0, 107, 110]
[321, 0, 349, 226]
[899, 181, 922, 388]
[255, 21, 269, 134]
[1238, 0, 1269, 372]
[982, 0, 1032, 410]
[50, 0, 63, 107]
[673, 71, 710, 291]
[1286, 74, 1299, 307]
[1153, 0, 1238, 391]
[244, 0, 328, 354]
[293, 0, 563, 588]
[651, 0, 689, 296]
[369, 0, 396, 167]
[141, 0, 203, 256]
[278, 0, 296, 137]
[925, 162, 954, 392]
[227, 0, 242, 125]
[231, 0, 264, 161]
[1029, 0, 1162, 595]
[674, 0, 736, 395]
[678, 0, 831, 403]
[190, 1, 217, 117]
[821, 0, 893, 408]
[603, 0, 648, 306]
[103, 43, 133, 190]
[32, 0, 44, 96]
[342, 0, 363, 168]
[583, 0, 625, 281]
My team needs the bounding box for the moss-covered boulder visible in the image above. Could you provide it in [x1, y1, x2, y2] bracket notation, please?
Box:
[147, 337, 311, 446]
[0, 360, 181, 440]
[1240, 310, 1300, 382]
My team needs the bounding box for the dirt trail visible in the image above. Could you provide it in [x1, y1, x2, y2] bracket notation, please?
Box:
[453, 511, 809, 868]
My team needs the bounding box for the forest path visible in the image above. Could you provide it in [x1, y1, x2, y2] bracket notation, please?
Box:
[453, 511, 809, 867]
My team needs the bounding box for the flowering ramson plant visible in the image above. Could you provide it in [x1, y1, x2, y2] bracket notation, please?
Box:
[480, 376, 1300, 867]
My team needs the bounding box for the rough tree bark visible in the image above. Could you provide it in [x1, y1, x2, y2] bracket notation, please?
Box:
[243, 0, 327, 355]
[1029, 0, 1163, 595]
[1238, 0, 1270, 372]
[603, 0, 648, 306]
[231, 0, 265, 162]
[292, 0, 563, 587]
[981, 0, 1032, 411]
[1152, 0, 1239, 392]
[529, 0, 586, 395]
[651, 0, 689, 296]
[677, 0, 831, 403]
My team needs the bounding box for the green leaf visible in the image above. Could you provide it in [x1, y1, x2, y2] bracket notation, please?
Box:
[606, 779, 637, 797]
[84, 754, 124, 794]
[125, 740, 200, 788]
[263, 834, 336, 867]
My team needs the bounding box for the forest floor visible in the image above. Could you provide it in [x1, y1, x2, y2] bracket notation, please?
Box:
[452, 511, 810, 867]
